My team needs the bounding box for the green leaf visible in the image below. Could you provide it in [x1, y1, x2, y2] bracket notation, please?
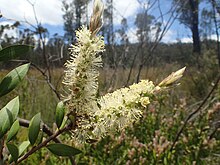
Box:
[56, 101, 65, 128]
[18, 141, 30, 156]
[2, 109, 13, 134]
[9, 141, 30, 164]
[46, 143, 82, 157]
[7, 120, 20, 142]
[0, 63, 30, 97]
[0, 97, 19, 137]
[0, 45, 33, 61]
[28, 113, 41, 145]
[58, 116, 68, 130]
[7, 143, 19, 163]
[35, 131, 43, 145]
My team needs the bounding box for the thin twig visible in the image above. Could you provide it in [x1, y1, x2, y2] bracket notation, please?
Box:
[170, 75, 220, 151]
[17, 117, 76, 164]
[12, 123, 72, 165]
[10, 60, 61, 100]
[18, 118, 61, 143]
[30, 63, 61, 99]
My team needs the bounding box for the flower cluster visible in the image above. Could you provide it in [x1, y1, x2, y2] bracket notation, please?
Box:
[63, 26, 104, 115]
[92, 80, 157, 138]
[62, 0, 186, 143]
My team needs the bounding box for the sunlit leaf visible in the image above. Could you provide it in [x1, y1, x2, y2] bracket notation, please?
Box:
[0, 97, 19, 137]
[0, 45, 33, 61]
[56, 101, 65, 128]
[2, 109, 13, 134]
[0, 63, 30, 97]
[18, 141, 30, 156]
[28, 113, 41, 145]
[59, 116, 68, 129]
[46, 143, 82, 156]
[6, 120, 20, 142]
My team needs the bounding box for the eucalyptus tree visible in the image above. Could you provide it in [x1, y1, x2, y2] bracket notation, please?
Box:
[62, 0, 90, 44]
[172, 0, 201, 54]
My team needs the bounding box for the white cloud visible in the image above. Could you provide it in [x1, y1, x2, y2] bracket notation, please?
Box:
[1, 0, 63, 25]
[161, 29, 177, 43]
[0, 0, 139, 26]
[0, 21, 19, 39]
[0, 0, 191, 43]
[161, 29, 195, 43]
[126, 27, 138, 43]
[126, 28, 178, 44]
[112, 0, 139, 25]
[209, 34, 220, 41]
[180, 37, 193, 43]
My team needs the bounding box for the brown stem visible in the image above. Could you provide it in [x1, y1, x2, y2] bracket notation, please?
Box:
[18, 118, 76, 165]
[0, 139, 4, 161]
[13, 124, 72, 165]
[18, 118, 61, 143]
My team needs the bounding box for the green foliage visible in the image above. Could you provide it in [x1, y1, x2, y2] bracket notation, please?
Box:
[55, 101, 65, 129]
[0, 63, 30, 97]
[46, 143, 82, 156]
[7, 143, 19, 163]
[28, 113, 41, 145]
[18, 141, 30, 156]
[0, 45, 33, 61]
[6, 119, 20, 142]
[0, 97, 19, 138]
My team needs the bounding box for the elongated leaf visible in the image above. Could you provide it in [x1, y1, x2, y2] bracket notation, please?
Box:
[28, 113, 41, 145]
[0, 97, 19, 137]
[7, 120, 20, 142]
[0, 45, 33, 61]
[2, 109, 13, 134]
[59, 116, 68, 129]
[18, 141, 30, 156]
[56, 101, 65, 128]
[35, 131, 43, 145]
[9, 141, 30, 164]
[0, 63, 30, 97]
[46, 143, 82, 156]
[7, 143, 19, 162]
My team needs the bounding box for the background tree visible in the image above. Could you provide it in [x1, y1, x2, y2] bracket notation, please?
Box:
[200, 8, 213, 43]
[101, 0, 115, 69]
[134, 9, 161, 82]
[117, 18, 130, 68]
[173, 0, 201, 54]
[62, 0, 90, 44]
[102, 0, 114, 45]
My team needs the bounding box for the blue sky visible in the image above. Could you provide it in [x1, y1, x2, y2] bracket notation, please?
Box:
[0, 0, 214, 43]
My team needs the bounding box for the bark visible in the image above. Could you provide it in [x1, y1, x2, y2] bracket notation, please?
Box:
[189, 0, 201, 54]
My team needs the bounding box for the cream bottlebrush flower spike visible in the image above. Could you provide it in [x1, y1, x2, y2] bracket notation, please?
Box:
[62, 0, 105, 142]
[92, 68, 186, 138]
[91, 67, 186, 139]
[62, 0, 104, 116]
[92, 80, 156, 138]
[62, 0, 186, 143]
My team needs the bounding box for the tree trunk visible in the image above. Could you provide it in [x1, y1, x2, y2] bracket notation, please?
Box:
[189, 0, 201, 54]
